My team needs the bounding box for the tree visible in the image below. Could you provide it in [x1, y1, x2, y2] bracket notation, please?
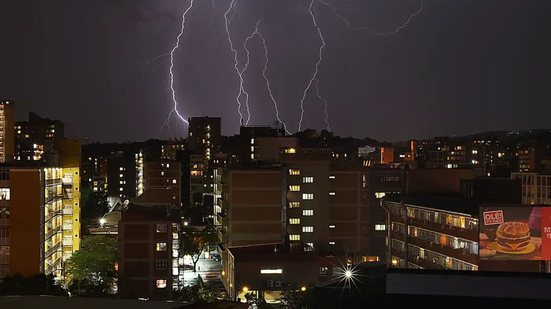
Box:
[65, 235, 117, 296]
[182, 225, 219, 272]
[280, 285, 314, 309]
[80, 187, 109, 235]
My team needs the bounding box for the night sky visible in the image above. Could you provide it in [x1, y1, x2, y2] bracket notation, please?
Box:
[1, 0, 550, 142]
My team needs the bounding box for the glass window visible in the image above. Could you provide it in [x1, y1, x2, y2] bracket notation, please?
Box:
[289, 185, 301, 192]
[319, 267, 329, 276]
[289, 234, 300, 241]
[289, 218, 300, 225]
[303, 210, 314, 216]
[156, 224, 168, 233]
[156, 260, 168, 270]
[302, 193, 314, 200]
[289, 169, 301, 176]
[289, 202, 300, 208]
[302, 226, 314, 233]
[303, 177, 314, 183]
[156, 279, 167, 288]
[156, 243, 167, 252]
[0, 188, 10, 200]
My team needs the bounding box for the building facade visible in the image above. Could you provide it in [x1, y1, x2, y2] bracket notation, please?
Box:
[383, 196, 479, 271]
[118, 203, 182, 300]
[512, 172, 551, 205]
[0, 167, 80, 281]
[0, 101, 14, 163]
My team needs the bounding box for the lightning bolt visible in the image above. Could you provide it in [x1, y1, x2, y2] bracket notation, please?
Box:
[224, 0, 252, 126]
[315, 79, 331, 132]
[298, 0, 326, 132]
[243, 20, 291, 135]
[318, 0, 424, 36]
[159, 0, 195, 135]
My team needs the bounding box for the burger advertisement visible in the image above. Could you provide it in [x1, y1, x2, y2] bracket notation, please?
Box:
[479, 207, 551, 261]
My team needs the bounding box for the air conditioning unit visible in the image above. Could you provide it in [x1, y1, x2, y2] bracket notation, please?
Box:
[266, 280, 274, 288]
[274, 280, 282, 288]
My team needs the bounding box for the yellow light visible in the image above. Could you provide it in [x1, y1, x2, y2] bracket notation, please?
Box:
[391, 259, 398, 266]
[286, 148, 297, 154]
[301, 286, 306, 292]
[221, 271, 225, 276]
[242, 286, 249, 293]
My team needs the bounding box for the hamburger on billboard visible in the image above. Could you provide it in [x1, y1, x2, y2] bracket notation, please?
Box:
[479, 207, 551, 261]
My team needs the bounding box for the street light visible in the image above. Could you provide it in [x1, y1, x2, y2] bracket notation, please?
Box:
[300, 286, 307, 292]
[99, 218, 106, 227]
[344, 270, 353, 279]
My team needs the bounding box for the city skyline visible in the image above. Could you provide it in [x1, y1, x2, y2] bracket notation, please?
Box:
[1, 0, 551, 142]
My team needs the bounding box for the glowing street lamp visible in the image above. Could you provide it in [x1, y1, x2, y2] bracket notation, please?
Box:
[99, 217, 106, 227]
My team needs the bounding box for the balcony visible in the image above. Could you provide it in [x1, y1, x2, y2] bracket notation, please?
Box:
[45, 225, 62, 240]
[45, 241, 62, 259]
[407, 236, 478, 265]
[406, 255, 446, 270]
[408, 217, 478, 242]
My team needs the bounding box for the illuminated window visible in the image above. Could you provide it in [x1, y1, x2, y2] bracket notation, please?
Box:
[156, 279, 167, 288]
[285, 148, 297, 154]
[155, 260, 168, 270]
[289, 234, 300, 241]
[303, 210, 314, 216]
[319, 267, 329, 276]
[289, 185, 301, 192]
[329, 192, 336, 196]
[289, 218, 300, 225]
[329, 241, 335, 245]
[375, 192, 386, 199]
[119, 167, 124, 171]
[156, 224, 168, 233]
[119, 174, 123, 178]
[329, 175, 336, 179]
[329, 225, 335, 229]
[305, 243, 314, 252]
[119, 187, 123, 192]
[172, 179, 177, 184]
[289, 202, 300, 208]
[0, 188, 10, 200]
[289, 169, 301, 176]
[260, 269, 282, 274]
[250, 138, 255, 145]
[375, 224, 386, 231]
[302, 193, 314, 200]
[156, 243, 167, 251]
[302, 226, 314, 233]
[303, 177, 314, 183]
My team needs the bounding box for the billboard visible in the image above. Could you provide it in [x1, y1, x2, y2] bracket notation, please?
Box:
[479, 206, 551, 261]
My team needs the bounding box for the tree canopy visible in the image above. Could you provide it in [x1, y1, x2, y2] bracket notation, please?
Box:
[182, 225, 219, 272]
[65, 235, 117, 296]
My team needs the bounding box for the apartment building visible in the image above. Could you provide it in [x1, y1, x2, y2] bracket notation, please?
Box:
[512, 172, 551, 205]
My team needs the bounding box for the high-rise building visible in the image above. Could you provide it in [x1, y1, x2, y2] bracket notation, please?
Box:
[0, 100, 15, 163]
[218, 169, 283, 246]
[383, 195, 480, 271]
[188, 117, 221, 160]
[118, 202, 182, 300]
[106, 151, 138, 200]
[143, 161, 182, 207]
[14, 113, 64, 163]
[512, 172, 551, 205]
[0, 167, 80, 281]
[239, 126, 285, 166]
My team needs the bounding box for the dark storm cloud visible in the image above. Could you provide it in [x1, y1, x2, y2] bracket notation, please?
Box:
[0, 0, 550, 142]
